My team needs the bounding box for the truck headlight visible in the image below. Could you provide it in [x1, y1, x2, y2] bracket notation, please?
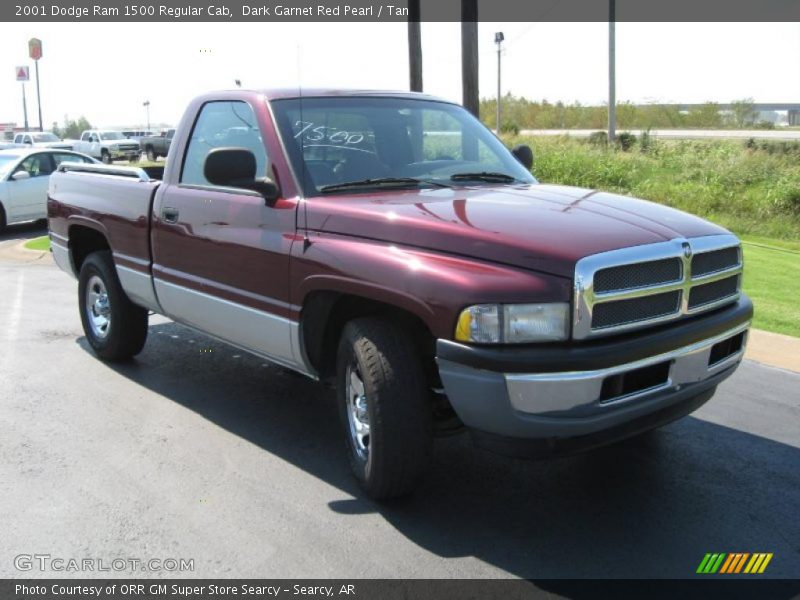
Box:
[455, 303, 570, 343]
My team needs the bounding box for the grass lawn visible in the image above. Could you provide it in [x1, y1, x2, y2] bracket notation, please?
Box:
[24, 236, 50, 251]
[741, 237, 800, 337]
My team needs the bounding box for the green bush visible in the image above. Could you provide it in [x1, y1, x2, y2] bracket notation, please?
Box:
[588, 131, 608, 146]
[615, 132, 637, 151]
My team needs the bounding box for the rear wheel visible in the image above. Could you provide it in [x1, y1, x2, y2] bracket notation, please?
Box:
[78, 251, 148, 361]
[336, 317, 433, 500]
[146, 147, 156, 162]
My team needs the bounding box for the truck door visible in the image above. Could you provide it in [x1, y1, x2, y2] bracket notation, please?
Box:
[150, 100, 302, 370]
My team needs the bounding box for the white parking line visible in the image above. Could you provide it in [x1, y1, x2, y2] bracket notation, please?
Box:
[0, 270, 25, 367]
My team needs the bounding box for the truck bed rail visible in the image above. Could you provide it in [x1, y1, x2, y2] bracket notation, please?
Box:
[57, 161, 163, 182]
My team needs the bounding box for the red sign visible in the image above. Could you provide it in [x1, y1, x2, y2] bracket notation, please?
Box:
[28, 38, 42, 61]
[16, 66, 30, 81]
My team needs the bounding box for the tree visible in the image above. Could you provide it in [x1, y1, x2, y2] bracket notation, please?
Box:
[60, 116, 93, 139]
[685, 103, 723, 128]
[730, 98, 756, 128]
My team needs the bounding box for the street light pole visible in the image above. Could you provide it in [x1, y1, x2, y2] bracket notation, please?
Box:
[495, 31, 504, 133]
[143, 100, 150, 131]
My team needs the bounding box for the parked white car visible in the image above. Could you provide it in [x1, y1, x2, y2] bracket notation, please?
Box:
[13, 131, 73, 150]
[72, 130, 141, 164]
[0, 148, 96, 228]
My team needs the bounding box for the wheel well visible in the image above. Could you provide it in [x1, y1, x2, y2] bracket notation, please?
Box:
[302, 292, 439, 387]
[69, 225, 110, 274]
[0, 202, 6, 228]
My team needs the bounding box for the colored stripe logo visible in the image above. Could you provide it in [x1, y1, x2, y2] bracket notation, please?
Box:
[696, 553, 773, 574]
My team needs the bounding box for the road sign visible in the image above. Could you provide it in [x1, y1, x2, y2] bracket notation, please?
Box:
[29, 38, 42, 61]
[16, 66, 29, 81]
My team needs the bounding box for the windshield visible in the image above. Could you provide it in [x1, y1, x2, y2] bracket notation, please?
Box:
[0, 155, 21, 178]
[271, 97, 536, 196]
[100, 132, 125, 140]
[33, 133, 59, 142]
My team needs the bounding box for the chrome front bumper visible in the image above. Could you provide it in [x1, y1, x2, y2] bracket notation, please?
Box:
[505, 322, 748, 416]
[436, 314, 750, 443]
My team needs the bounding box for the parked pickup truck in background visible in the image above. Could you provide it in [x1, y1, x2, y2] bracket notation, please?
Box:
[72, 130, 141, 163]
[48, 89, 752, 499]
[14, 131, 73, 150]
[139, 129, 175, 161]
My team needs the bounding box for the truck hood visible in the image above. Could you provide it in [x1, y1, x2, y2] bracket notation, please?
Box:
[305, 184, 731, 278]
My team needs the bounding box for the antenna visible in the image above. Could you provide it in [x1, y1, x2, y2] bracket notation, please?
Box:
[297, 43, 311, 251]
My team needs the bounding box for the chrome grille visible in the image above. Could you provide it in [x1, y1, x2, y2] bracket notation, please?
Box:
[688, 275, 740, 309]
[594, 258, 682, 293]
[592, 290, 681, 329]
[573, 235, 743, 339]
[692, 247, 740, 277]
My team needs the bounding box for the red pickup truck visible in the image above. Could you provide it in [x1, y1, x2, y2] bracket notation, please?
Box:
[48, 89, 752, 499]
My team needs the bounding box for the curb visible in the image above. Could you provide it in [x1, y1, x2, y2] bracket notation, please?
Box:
[745, 329, 800, 374]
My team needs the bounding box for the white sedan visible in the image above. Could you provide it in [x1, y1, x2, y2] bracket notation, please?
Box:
[0, 148, 97, 229]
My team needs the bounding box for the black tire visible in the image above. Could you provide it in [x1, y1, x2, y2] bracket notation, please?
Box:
[100, 150, 111, 164]
[146, 147, 156, 162]
[129, 154, 140, 163]
[0, 204, 6, 230]
[336, 317, 433, 499]
[78, 251, 148, 361]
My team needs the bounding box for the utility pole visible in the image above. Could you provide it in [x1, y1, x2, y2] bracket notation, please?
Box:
[495, 31, 504, 133]
[408, 0, 422, 92]
[22, 82, 29, 131]
[461, 0, 479, 117]
[608, 0, 616, 143]
[143, 100, 151, 131]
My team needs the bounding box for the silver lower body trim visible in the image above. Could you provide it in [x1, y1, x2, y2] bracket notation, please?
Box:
[153, 278, 314, 377]
[50, 239, 73, 277]
[505, 322, 749, 416]
[116, 265, 161, 312]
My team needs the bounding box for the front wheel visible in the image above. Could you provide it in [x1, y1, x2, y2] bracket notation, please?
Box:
[336, 317, 433, 500]
[100, 150, 111, 164]
[78, 251, 148, 361]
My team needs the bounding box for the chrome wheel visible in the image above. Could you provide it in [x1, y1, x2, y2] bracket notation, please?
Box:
[85, 275, 111, 339]
[345, 364, 370, 460]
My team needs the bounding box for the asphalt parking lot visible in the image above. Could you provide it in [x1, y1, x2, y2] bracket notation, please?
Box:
[1, 223, 798, 579]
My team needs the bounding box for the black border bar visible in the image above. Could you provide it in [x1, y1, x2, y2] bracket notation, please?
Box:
[4, 0, 800, 22]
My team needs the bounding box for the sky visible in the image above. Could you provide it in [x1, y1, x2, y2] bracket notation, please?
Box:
[1, 22, 798, 129]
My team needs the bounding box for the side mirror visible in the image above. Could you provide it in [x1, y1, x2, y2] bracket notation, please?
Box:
[204, 147, 279, 202]
[512, 144, 534, 170]
[11, 171, 31, 181]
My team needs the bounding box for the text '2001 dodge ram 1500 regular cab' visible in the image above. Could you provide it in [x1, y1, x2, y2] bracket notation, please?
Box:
[48, 89, 752, 499]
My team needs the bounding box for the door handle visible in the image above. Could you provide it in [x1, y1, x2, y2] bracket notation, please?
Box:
[162, 207, 179, 223]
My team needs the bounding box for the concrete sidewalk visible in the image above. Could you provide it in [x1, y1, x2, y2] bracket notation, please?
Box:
[10, 240, 800, 374]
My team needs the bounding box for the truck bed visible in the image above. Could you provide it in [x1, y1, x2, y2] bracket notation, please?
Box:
[48, 162, 163, 277]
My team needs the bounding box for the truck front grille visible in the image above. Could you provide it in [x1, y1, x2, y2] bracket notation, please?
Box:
[573, 235, 742, 339]
[592, 290, 682, 329]
[593, 258, 682, 293]
[688, 275, 740, 309]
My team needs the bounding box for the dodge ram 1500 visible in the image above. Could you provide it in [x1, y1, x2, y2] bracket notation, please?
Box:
[48, 89, 752, 499]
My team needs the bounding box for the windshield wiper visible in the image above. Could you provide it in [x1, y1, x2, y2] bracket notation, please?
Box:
[450, 171, 520, 184]
[320, 177, 450, 194]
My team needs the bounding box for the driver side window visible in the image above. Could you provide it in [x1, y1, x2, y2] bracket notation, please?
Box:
[16, 154, 54, 177]
[180, 101, 267, 187]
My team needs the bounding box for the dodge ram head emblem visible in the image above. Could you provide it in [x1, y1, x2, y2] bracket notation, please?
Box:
[682, 242, 692, 259]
